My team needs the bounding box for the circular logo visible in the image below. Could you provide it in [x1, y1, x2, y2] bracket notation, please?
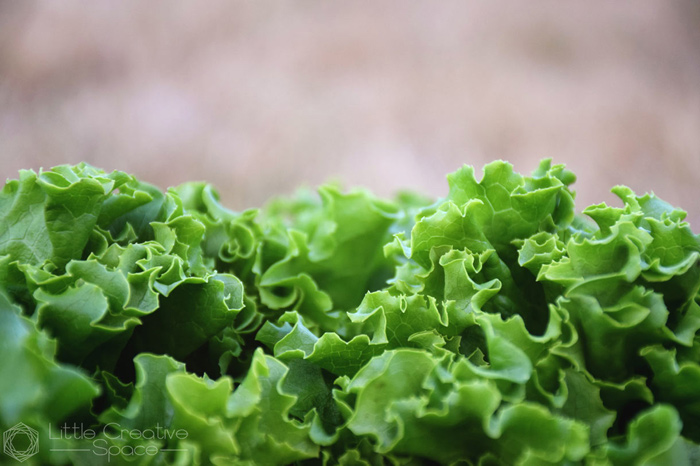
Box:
[3, 423, 39, 463]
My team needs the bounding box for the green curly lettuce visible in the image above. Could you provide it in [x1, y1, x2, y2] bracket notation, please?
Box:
[0, 160, 698, 465]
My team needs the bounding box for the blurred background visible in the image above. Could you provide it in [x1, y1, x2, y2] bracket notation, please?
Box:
[1, 1, 699, 225]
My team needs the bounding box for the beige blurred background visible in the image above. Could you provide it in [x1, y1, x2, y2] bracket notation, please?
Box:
[1, 1, 699, 226]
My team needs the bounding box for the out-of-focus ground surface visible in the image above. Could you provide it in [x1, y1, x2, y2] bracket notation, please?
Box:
[1, 1, 699, 226]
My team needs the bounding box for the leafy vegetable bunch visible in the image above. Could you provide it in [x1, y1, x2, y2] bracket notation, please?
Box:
[1, 160, 699, 465]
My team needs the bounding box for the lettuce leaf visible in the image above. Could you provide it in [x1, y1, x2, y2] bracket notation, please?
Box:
[1, 160, 698, 465]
